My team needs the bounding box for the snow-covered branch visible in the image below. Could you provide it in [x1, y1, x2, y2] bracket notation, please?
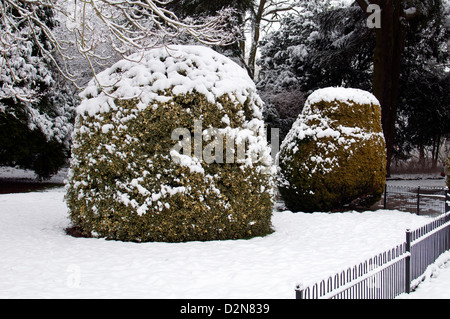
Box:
[246, 0, 304, 79]
[354, 0, 370, 13]
[0, 0, 238, 98]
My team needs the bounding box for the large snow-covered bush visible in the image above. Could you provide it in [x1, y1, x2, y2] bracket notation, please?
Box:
[66, 45, 274, 242]
[278, 87, 386, 212]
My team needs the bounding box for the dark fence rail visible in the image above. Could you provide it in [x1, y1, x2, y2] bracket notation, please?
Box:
[378, 185, 449, 216]
[296, 207, 450, 299]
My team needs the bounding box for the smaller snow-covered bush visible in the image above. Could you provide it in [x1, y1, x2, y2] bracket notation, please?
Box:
[278, 87, 386, 212]
[66, 45, 274, 243]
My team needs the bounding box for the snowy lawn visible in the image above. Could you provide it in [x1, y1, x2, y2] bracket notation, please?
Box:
[399, 251, 450, 299]
[2, 186, 447, 299]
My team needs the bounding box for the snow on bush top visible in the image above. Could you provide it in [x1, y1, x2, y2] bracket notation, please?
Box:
[78, 45, 261, 118]
[304, 87, 380, 110]
[280, 86, 384, 175]
[282, 87, 382, 150]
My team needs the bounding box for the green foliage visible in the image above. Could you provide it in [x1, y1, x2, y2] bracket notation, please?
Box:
[66, 90, 274, 242]
[260, 89, 306, 142]
[257, 3, 374, 94]
[167, 0, 254, 18]
[0, 3, 76, 179]
[257, 2, 375, 145]
[0, 101, 68, 180]
[395, 0, 450, 160]
[278, 88, 386, 212]
[166, 0, 253, 65]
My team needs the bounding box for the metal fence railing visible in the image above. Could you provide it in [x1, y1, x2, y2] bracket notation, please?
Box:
[374, 185, 449, 216]
[295, 243, 409, 299]
[408, 211, 450, 290]
[295, 208, 450, 299]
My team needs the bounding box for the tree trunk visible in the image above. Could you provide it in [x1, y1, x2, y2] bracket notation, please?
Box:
[419, 144, 425, 168]
[432, 135, 441, 169]
[371, 0, 407, 177]
[248, 0, 267, 79]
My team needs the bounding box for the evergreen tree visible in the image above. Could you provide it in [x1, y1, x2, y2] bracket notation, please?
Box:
[257, 1, 371, 93]
[395, 0, 450, 166]
[0, 2, 76, 179]
[353, 0, 448, 175]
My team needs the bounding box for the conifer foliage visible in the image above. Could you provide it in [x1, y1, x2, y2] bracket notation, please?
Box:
[0, 1, 76, 179]
[66, 46, 274, 242]
[278, 87, 386, 213]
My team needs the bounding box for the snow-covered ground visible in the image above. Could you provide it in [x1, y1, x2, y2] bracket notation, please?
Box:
[399, 251, 450, 299]
[1, 167, 449, 299]
[0, 166, 68, 184]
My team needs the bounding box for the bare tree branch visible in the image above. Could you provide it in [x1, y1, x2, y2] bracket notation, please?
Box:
[0, 0, 238, 98]
[355, 0, 370, 14]
[245, 0, 306, 79]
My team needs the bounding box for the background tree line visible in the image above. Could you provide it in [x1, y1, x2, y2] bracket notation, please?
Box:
[257, 0, 449, 175]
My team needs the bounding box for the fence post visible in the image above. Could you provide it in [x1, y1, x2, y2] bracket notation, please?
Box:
[383, 186, 387, 209]
[295, 285, 304, 299]
[405, 229, 412, 294]
[416, 187, 420, 215]
[445, 189, 449, 213]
